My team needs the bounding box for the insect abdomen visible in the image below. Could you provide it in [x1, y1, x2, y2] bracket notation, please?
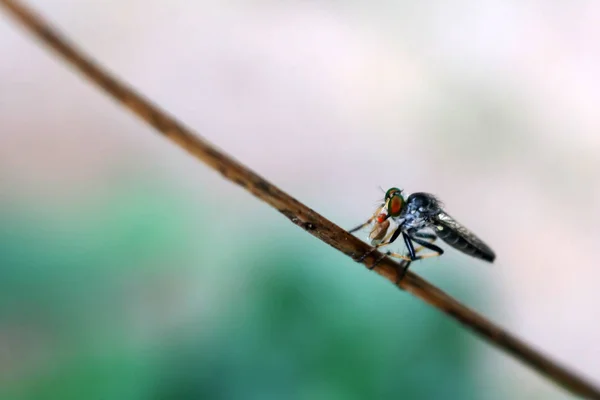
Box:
[435, 225, 495, 262]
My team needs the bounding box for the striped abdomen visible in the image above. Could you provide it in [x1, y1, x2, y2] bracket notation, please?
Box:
[432, 212, 495, 263]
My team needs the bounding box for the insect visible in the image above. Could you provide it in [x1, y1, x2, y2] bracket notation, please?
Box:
[350, 187, 495, 276]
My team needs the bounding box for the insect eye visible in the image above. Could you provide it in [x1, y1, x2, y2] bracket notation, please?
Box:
[388, 195, 404, 216]
[385, 187, 402, 201]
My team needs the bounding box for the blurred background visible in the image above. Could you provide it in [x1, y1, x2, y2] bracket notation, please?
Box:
[1, 1, 599, 399]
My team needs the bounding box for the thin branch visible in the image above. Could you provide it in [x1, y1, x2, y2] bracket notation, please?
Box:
[1, 1, 598, 398]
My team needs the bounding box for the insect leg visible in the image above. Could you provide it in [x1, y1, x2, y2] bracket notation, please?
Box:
[410, 230, 437, 253]
[408, 235, 444, 260]
[399, 231, 440, 270]
[380, 251, 412, 261]
[376, 232, 416, 280]
[364, 249, 412, 271]
[367, 248, 412, 280]
[412, 231, 437, 240]
[391, 232, 444, 281]
[402, 232, 417, 259]
[357, 224, 405, 268]
[348, 219, 373, 234]
[372, 224, 403, 250]
[348, 206, 382, 234]
[356, 224, 400, 266]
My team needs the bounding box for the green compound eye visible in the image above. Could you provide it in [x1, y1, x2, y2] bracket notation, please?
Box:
[384, 187, 404, 217]
[385, 187, 401, 200]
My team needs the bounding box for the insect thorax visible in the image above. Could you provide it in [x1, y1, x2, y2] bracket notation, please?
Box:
[402, 212, 430, 230]
[401, 193, 442, 230]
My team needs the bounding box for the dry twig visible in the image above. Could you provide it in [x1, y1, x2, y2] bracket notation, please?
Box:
[1, 0, 599, 398]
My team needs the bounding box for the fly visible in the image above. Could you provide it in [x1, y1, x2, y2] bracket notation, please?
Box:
[349, 187, 495, 277]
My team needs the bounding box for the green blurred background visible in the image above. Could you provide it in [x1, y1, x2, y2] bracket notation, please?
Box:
[1, 1, 599, 399]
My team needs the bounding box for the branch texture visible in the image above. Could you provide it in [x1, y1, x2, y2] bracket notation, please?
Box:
[1, 1, 598, 398]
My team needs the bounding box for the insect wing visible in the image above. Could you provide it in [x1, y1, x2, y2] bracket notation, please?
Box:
[433, 211, 496, 262]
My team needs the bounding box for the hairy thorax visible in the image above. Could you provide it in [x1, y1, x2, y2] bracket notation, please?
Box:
[401, 192, 442, 231]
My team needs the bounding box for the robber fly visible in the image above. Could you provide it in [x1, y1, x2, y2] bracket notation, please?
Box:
[350, 187, 495, 275]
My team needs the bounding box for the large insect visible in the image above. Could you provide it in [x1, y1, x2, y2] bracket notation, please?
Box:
[350, 187, 495, 274]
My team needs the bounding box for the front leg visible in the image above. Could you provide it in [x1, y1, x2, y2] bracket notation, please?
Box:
[356, 223, 405, 269]
[348, 206, 383, 234]
[372, 223, 403, 250]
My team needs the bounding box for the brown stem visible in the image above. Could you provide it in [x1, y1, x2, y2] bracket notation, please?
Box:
[1, 1, 598, 398]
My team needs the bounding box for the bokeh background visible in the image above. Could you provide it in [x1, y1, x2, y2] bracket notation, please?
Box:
[1, 1, 600, 399]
